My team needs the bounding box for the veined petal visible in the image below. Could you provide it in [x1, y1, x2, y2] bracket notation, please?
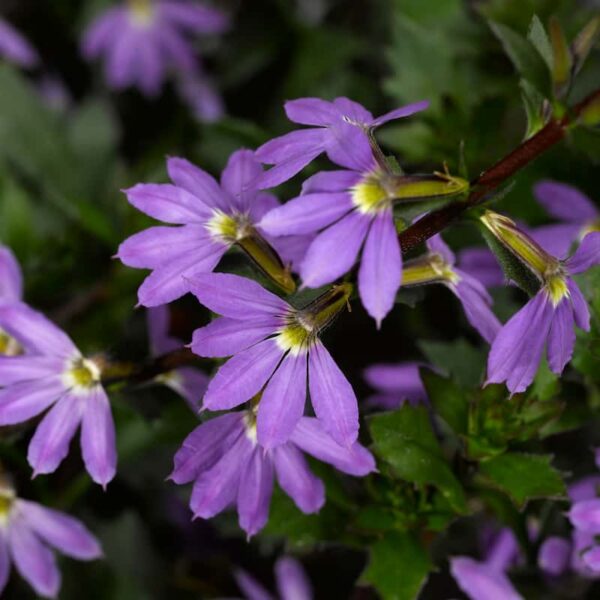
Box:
[9, 518, 60, 599]
[300, 211, 370, 288]
[307, 343, 358, 447]
[80, 387, 117, 487]
[124, 183, 213, 224]
[275, 557, 313, 600]
[0, 377, 65, 426]
[546, 297, 575, 374]
[0, 356, 64, 386]
[358, 211, 402, 327]
[28, 393, 84, 476]
[370, 100, 430, 127]
[486, 292, 554, 393]
[301, 170, 361, 194]
[284, 98, 337, 125]
[325, 122, 375, 173]
[258, 192, 353, 236]
[0, 534, 8, 596]
[534, 181, 598, 223]
[188, 272, 290, 319]
[137, 242, 226, 307]
[566, 231, 600, 274]
[170, 413, 245, 484]
[220, 149, 262, 213]
[0, 303, 77, 358]
[450, 557, 523, 600]
[116, 225, 210, 269]
[257, 353, 307, 449]
[202, 339, 284, 411]
[0, 246, 23, 302]
[568, 280, 590, 331]
[234, 569, 275, 600]
[291, 417, 375, 475]
[16, 500, 102, 560]
[166, 157, 228, 211]
[191, 316, 277, 358]
[237, 449, 274, 537]
[272, 444, 324, 513]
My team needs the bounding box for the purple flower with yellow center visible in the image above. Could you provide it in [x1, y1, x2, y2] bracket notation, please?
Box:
[117, 149, 300, 307]
[532, 180, 600, 259]
[255, 96, 429, 189]
[170, 409, 374, 537]
[147, 306, 208, 410]
[450, 527, 523, 600]
[482, 210, 600, 393]
[400, 235, 501, 343]
[235, 556, 312, 600]
[81, 0, 228, 96]
[0, 303, 116, 487]
[0, 17, 39, 69]
[363, 362, 428, 410]
[189, 272, 358, 447]
[0, 481, 102, 598]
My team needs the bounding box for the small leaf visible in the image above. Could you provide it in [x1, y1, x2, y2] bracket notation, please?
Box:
[421, 369, 468, 435]
[520, 78, 546, 138]
[489, 21, 551, 97]
[572, 16, 600, 75]
[362, 531, 432, 600]
[478, 452, 566, 508]
[368, 407, 467, 513]
[527, 15, 553, 71]
[548, 17, 572, 93]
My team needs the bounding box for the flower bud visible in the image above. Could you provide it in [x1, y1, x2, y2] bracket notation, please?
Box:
[401, 254, 457, 287]
[297, 283, 353, 333]
[549, 17, 572, 94]
[389, 171, 469, 202]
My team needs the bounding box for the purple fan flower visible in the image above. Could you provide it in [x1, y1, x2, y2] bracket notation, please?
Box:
[0, 482, 102, 598]
[532, 181, 599, 259]
[0, 17, 39, 68]
[81, 0, 228, 97]
[363, 362, 428, 410]
[147, 306, 208, 411]
[255, 96, 429, 189]
[0, 303, 116, 487]
[235, 556, 312, 600]
[188, 273, 358, 447]
[457, 247, 505, 288]
[483, 212, 600, 393]
[169, 410, 374, 537]
[0, 246, 23, 304]
[117, 150, 303, 307]
[176, 65, 224, 123]
[450, 528, 523, 600]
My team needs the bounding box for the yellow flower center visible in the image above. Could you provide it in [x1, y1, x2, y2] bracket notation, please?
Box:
[545, 273, 569, 306]
[580, 220, 600, 240]
[0, 488, 15, 526]
[276, 323, 312, 356]
[0, 328, 21, 356]
[127, 0, 155, 26]
[205, 210, 255, 244]
[63, 357, 101, 392]
[351, 174, 390, 214]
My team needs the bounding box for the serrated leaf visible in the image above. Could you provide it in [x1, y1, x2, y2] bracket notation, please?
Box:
[478, 452, 566, 508]
[362, 532, 432, 600]
[368, 407, 467, 513]
[421, 369, 468, 435]
[489, 20, 551, 97]
[527, 15, 553, 71]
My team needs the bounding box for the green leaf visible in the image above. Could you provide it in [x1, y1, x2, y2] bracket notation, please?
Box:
[520, 79, 546, 139]
[478, 452, 566, 508]
[362, 532, 431, 600]
[421, 370, 468, 435]
[368, 407, 467, 513]
[418, 338, 485, 388]
[527, 15, 553, 71]
[489, 20, 551, 97]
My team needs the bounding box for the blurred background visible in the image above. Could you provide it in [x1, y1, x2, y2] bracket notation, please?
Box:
[0, 0, 598, 598]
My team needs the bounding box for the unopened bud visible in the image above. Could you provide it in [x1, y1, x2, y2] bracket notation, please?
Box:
[401, 254, 457, 287]
[389, 171, 469, 202]
[297, 283, 353, 333]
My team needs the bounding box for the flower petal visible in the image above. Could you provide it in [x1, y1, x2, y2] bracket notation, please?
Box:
[28, 393, 84, 476]
[370, 100, 430, 127]
[81, 8, 123, 58]
[569, 499, 600, 534]
[300, 211, 370, 288]
[187, 272, 289, 319]
[220, 149, 262, 213]
[191, 316, 277, 358]
[358, 211, 402, 327]
[284, 98, 337, 126]
[165, 367, 209, 412]
[291, 417, 375, 475]
[529, 223, 580, 259]
[0, 246, 23, 302]
[80, 387, 117, 488]
[275, 557, 313, 600]
[301, 170, 361, 194]
[272, 444, 324, 513]
[568, 280, 590, 331]
[0, 377, 65, 426]
[534, 180, 598, 223]
[147, 305, 180, 355]
[308, 343, 358, 446]
[166, 157, 228, 210]
[546, 296, 575, 374]
[0, 534, 9, 596]
[16, 500, 102, 560]
[325, 122, 374, 172]
[538, 536, 571, 576]
[0, 356, 64, 386]
[202, 339, 284, 410]
[257, 353, 307, 449]
[457, 247, 504, 288]
[259, 192, 353, 236]
[363, 362, 427, 403]
[0, 18, 40, 68]
[566, 231, 600, 274]
[234, 569, 275, 600]
[450, 557, 523, 600]
[237, 449, 274, 537]
[160, 2, 229, 33]
[427, 234, 455, 265]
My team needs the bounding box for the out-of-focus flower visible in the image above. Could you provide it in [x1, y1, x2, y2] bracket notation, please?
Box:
[532, 181, 599, 259]
[81, 0, 228, 97]
[0, 480, 102, 598]
[482, 211, 600, 393]
[450, 528, 523, 600]
[235, 556, 312, 600]
[0, 246, 23, 304]
[176, 66, 224, 123]
[400, 235, 501, 343]
[363, 362, 428, 410]
[170, 410, 374, 537]
[0, 17, 39, 68]
[255, 96, 428, 189]
[189, 273, 358, 448]
[117, 150, 301, 306]
[0, 303, 116, 487]
[457, 246, 505, 288]
[538, 536, 571, 576]
[147, 305, 208, 411]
